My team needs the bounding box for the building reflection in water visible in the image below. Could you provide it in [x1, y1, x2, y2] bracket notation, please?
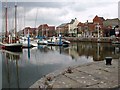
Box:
[65, 42, 120, 61]
[22, 43, 120, 62]
[36, 42, 120, 61]
[1, 42, 120, 88]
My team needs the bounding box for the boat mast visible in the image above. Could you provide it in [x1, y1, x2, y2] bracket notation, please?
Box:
[5, 2, 8, 39]
[24, 7, 26, 36]
[15, 3, 17, 38]
[35, 8, 38, 37]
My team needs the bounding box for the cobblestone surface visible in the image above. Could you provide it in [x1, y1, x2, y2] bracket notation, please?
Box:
[29, 59, 119, 89]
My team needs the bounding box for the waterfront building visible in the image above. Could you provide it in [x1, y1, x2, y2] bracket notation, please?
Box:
[48, 26, 56, 37]
[87, 22, 96, 37]
[103, 18, 120, 28]
[77, 22, 85, 37]
[77, 15, 105, 37]
[38, 24, 49, 37]
[77, 21, 95, 37]
[56, 18, 79, 37]
[68, 18, 79, 37]
[93, 15, 105, 25]
[38, 24, 55, 37]
[103, 18, 120, 37]
[18, 16, 120, 38]
[18, 27, 37, 37]
[56, 23, 69, 36]
[93, 15, 105, 37]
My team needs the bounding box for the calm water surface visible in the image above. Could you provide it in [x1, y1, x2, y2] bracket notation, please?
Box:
[1, 42, 120, 88]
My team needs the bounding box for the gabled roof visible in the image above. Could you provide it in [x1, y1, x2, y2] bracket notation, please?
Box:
[77, 22, 93, 27]
[69, 19, 75, 24]
[106, 18, 120, 21]
[57, 23, 68, 28]
[99, 17, 105, 21]
[38, 24, 49, 28]
[69, 18, 78, 24]
[77, 22, 84, 26]
[93, 15, 105, 21]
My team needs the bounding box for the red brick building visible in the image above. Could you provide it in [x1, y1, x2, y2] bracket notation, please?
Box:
[93, 15, 105, 25]
[48, 26, 56, 37]
[77, 15, 105, 37]
[77, 22, 95, 37]
[77, 22, 86, 37]
[18, 27, 37, 37]
[38, 24, 55, 37]
[56, 23, 69, 36]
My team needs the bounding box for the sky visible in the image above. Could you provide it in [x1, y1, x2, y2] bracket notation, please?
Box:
[0, 0, 120, 32]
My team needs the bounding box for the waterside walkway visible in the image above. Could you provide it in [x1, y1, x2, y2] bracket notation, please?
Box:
[64, 37, 120, 43]
[30, 59, 119, 89]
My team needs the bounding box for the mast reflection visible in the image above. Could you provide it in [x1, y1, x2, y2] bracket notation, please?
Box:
[28, 48, 30, 60]
[2, 50, 22, 88]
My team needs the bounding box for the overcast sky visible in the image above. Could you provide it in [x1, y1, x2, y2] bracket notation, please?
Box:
[0, 0, 120, 32]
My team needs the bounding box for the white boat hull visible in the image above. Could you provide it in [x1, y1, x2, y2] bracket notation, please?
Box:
[38, 40, 48, 45]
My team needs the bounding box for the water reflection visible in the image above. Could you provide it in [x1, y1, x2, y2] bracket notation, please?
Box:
[22, 43, 120, 65]
[28, 48, 30, 59]
[27, 43, 120, 64]
[69, 42, 120, 61]
[1, 42, 120, 88]
[2, 50, 22, 88]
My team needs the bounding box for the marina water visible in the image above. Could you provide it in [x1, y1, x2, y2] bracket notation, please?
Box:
[1, 42, 120, 88]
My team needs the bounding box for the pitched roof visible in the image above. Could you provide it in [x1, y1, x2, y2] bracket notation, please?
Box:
[57, 23, 68, 28]
[38, 24, 49, 28]
[99, 17, 105, 21]
[94, 15, 105, 21]
[106, 18, 120, 21]
[77, 22, 84, 26]
[69, 19, 75, 24]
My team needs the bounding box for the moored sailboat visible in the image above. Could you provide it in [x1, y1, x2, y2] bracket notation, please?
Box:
[0, 2, 22, 52]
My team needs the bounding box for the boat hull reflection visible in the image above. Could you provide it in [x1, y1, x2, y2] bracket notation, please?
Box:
[2, 42, 120, 88]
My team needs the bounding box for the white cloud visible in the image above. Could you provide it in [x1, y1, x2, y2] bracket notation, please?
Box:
[0, 1, 119, 32]
[25, 1, 118, 28]
[1, 0, 119, 2]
